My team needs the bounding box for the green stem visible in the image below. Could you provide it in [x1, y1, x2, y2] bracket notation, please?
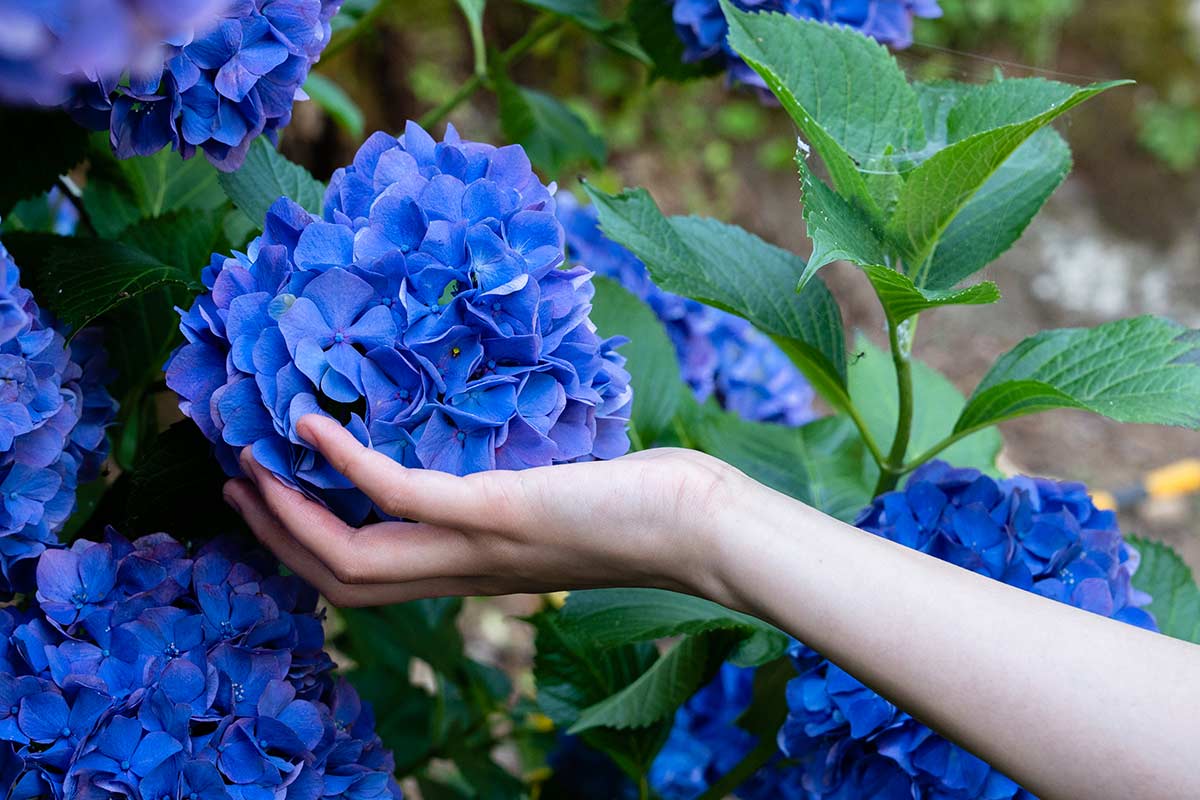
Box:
[321, 0, 401, 62]
[874, 316, 915, 495]
[417, 14, 565, 130]
[901, 425, 981, 474]
[695, 735, 778, 800]
[55, 176, 96, 237]
[638, 774, 651, 800]
[843, 399, 887, 471]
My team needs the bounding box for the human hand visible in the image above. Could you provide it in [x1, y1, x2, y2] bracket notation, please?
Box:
[223, 414, 750, 607]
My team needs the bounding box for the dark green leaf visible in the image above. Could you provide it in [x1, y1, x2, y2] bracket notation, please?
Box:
[583, 184, 849, 412]
[0, 109, 89, 216]
[1129, 537, 1200, 645]
[531, 609, 669, 782]
[862, 265, 999, 326]
[589, 276, 682, 446]
[555, 588, 788, 665]
[496, 76, 606, 176]
[627, 0, 723, 81]
[569, 633, 733, 734]
[850, 335, 1002, 474]
[343, 599, 465, 677]
[218, 138, 325, 227]
[722, 1, 922, 218]
[303, 73, 365, 137]
[956, 316, 1200, 435]
[796, 153, 889, 287]
[888, 78, 1129, 271]
[518, 0, 610, 31]
[122, 210, 227, 280]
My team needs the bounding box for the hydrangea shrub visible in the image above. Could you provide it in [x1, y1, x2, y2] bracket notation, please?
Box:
[64, 0, 344, 170]
[557, 197, 814, 426]
[671, 0, 943, 86]
[0, 531, 400, 799]
[0, 242, 116, 598]
[0, 0, 229, 106]
[167, 123, 632, 523]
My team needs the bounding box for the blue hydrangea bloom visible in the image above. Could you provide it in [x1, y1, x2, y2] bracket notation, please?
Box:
[0, 0, 229, 106]
[650, 463, 1158, 799]
[672, 0, 942, 88]
[60, 0, 343, 171]
[166, 123, 633, 524]
[557, 196, 813, 427]
[0, 241, 117, 599]
[0, 530, 402, 800]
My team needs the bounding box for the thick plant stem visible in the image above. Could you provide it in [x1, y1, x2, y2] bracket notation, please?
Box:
[55, 175, 97, 236]
[418, 14, 564, 130]
[874, 316, 915, 495]
[695, 735, 778, 800]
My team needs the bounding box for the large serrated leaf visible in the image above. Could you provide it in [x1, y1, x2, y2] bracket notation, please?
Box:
[956, 316, 1200, 435]
[219, 138, 325, 227]
[0, 109, 89, 217]
[583, 184, 849, 412]
[121, 209, 227, 280]
[887, 78, 1129, 272]
[721, 0, 923, 218]
[496, 76, 606, 176]
[589, 276, 682, 446]
[862, 266, 999, 326]
[1129, 537, 1200, 645]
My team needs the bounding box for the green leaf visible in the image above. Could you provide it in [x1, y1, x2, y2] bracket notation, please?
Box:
[518, 0, 609, 31]
[218, 138, 325, 227]
[914, 82, 1074, 290]
[583, 184, 849, 412]
[850, 335, 1003, 475]
[531, 610, 669, 782]
[83, 141, 228, 237]
[589, 276, 682, 446]
[303, 73, 365, 137]
[628, 0, 723, 81]
[555, 588, 789, 665]
[496, 77, 606, 176]
[124, 422, 244, 540]
[684, 403, 874, 521]
[122, 210, 227, 280]
[1, 233, 198, 332]
[0, 109, 89, 216]
[888, 78, 1129, 273]
[796, 154, 890, 288]
[862, 265, 999, 326]
[454, 0, 488, 76]
[569, 634, 732, 734]
[344, 600, 465, 676]
[1129, 537, 1200, 645]
[956, 316, 1200, 435]
[721, 1, 922, 218]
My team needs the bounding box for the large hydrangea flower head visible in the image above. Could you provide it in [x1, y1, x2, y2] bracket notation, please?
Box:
[0, 240, 117, 598]
[0, 0, 229, 106]
[557, 196, 813, 426]
[778, 461, 1158, 800]
[0, 530, 401, 800]
[63, 0, 343, 170]
[672, 0, 942, 88]
[646, 463, 1158, 800]
[166, 123, 633, 524]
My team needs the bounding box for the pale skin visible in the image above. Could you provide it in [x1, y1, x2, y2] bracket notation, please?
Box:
[223, 414, 1200, 800]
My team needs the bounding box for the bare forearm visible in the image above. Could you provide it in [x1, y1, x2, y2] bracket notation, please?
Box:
[700, 482, 1200, 800]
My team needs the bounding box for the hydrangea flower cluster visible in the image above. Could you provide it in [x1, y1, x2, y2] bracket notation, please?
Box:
[671, 0, 943, 87]
[0, 530, 401, 800]
[557, 197, 813, 426]
[167, 123, 633, 524]
[63, 0, 343, 170]
[778, 461, 1156, 800]
[0, 241, 116, 598]
[650, 462, 1157, 799]
[0, 0, 228, 106]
